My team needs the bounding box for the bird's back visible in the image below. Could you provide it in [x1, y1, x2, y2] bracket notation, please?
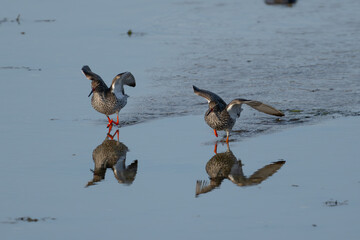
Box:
[205, 108, 235, 131]
[206, 151, 237, 179]
[91, 90, 128, 116]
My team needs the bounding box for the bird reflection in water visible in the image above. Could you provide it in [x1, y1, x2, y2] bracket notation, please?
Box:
[86, 130, 138, 187]
[196, 142, 285, 197]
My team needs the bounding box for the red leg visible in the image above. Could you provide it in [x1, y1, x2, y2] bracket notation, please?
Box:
[213, 129, 218, 137]
[107, 128, 113, 139]
[214, 142, 218, 154]
[107, 124, 113, 133]
[114, 114, 119, 125]
[106, 115, 119, 128]
[107, 116, 114, 128]
[107, 129, 119, 140]
[115, 129, 119, 141]
[107, 116, 112, 124]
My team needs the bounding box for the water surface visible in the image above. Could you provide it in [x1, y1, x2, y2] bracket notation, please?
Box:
[1, 115, 359, 239]
[1, 0, 359, 134]
[0, 0, 360, 239]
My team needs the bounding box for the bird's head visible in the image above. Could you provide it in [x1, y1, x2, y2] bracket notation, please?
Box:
[207, 101, 218, 116]
[88, 80, 103, 97]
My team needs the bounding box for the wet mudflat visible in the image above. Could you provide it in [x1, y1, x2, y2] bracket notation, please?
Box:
[1, 0, 360, 239]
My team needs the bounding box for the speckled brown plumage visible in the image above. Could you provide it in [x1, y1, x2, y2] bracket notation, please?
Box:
[86, 137, 138, 187]
[91, 89, 127, 116]
[205, 148, 237, 181]
[193, 85, 284, 142]
[82, 65, 136, 128]
[195, 144, 286, 196]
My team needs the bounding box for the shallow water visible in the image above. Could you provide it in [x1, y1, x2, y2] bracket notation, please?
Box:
[1, 115, 359, 239]
[1, 0, 360, 239]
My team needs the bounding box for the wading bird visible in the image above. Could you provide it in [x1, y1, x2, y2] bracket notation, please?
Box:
[193, 85, 284, 143]
[82, 65, 136, 131]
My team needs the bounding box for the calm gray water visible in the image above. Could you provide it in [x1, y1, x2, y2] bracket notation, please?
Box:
[1, 0, 359, 239]
[1, 115, 359, 239]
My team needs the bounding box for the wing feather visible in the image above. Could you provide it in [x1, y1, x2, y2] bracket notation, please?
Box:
[193, 85, 227, 108]
[244, 100, 284, 116]
[81, 65, 104, 82]
[227, 98, 284, 118]
[111, 72, 136, 96]
[247, 161, 286, 185]
[195, 180, 217, 197]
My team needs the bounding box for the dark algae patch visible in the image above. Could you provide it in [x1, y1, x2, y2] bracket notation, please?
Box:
[2, 217, 56, 224]
[0, 14, 20, 25]
[0, 66, 41, 71]
[124, 29, 146, 37]
[324, 199, 348, 207]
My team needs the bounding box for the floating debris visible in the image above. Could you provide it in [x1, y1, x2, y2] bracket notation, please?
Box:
[15, 14, 20, 24]
[34, 19, 56, 23]
[0, 15, 55, 25]
[265, 0, 297, 6]
[16, 217, 39, 222]
[324, 199, 348, 207]
[2, 216, 56, 224]
[0, 66, 41, 71]
[124, 29, 146, 37]
[0, 14, 21, 25]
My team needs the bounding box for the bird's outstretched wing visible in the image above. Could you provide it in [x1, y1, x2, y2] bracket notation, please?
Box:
[110, 72, 136, 96]
[81, 65, 104, 82]
[227, 98, 284, 119]
[195, 180, 218, 197]
[193, 85, 227, 108]
[247, 160, 286, 185]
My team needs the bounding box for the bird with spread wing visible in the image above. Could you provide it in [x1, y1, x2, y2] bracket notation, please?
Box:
[82, 65, 136, 131]
[193, 85, 284, 142]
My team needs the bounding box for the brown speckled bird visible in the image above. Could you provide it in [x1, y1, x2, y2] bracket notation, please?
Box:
[193, 85, 284, 143]
[82, 65, 136, 130]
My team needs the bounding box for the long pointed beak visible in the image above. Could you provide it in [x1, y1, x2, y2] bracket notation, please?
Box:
[88, 89, 94, 97]
[206, 108, 214, 116]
